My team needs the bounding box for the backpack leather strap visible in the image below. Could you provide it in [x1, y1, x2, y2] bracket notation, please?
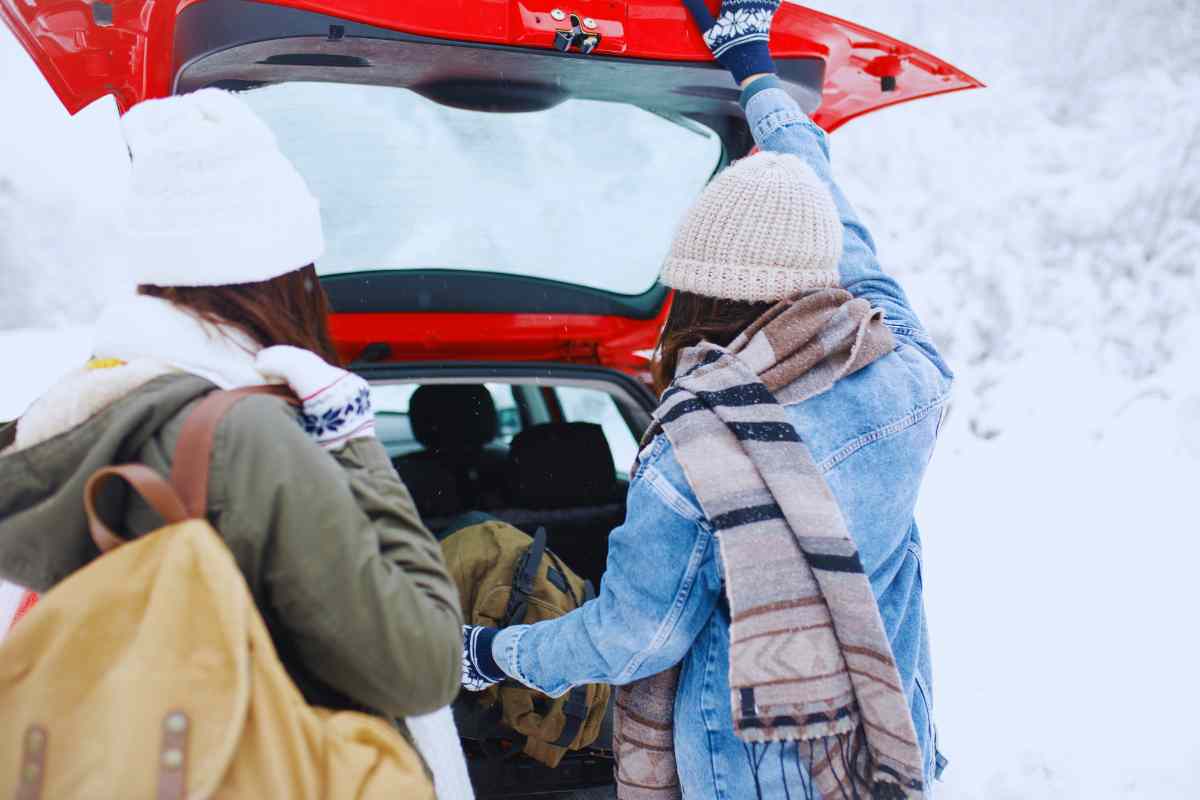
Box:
[14, 725, 47, 800]
[83, 465, 189, 554]
[170, 385, 299, 518]
[82, 385, 298, 553]
[157, 711, 190, 800]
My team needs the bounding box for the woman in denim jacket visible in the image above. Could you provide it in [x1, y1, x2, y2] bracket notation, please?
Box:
[462, 3, 952, 796]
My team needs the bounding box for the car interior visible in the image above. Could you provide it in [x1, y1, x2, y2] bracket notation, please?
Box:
[381, 379, 641, 592]
[372, 375, 650, 794]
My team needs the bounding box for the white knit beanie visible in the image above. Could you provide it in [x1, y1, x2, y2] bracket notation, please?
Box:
[121, 89, 324, 287]
[659, 151, 843, 302]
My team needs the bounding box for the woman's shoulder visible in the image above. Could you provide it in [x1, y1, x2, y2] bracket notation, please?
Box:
[631, 431, 705, 525]
[210, 391, 333, 470]
[216, 390, 303, 435]
[187, 389, 346, 514]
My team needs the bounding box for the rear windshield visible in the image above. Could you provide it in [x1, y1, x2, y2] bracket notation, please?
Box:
[242, 82, 724, 295]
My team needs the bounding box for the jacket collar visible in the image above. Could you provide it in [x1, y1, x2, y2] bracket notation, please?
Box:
[8, 359, 175, 454]
[7, 295, 271, 455]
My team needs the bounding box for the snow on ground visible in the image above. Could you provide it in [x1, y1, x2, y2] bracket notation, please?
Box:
[3, 2, 1200, 797]
[917, 346, 1200, 799]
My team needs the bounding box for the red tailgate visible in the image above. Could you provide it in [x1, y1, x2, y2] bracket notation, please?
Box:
[3, 0, 979, 130]
[2, 1, 981, 381]
[329, 310, 666, 374]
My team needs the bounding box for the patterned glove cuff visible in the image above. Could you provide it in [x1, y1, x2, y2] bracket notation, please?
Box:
[299, 373, 375, 449]
[739, 72, 784, 107]
[718, 42, 776, 86]
[467, 625, 505, 683]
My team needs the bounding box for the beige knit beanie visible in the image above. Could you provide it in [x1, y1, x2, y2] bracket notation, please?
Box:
[659, 152, 843, 302]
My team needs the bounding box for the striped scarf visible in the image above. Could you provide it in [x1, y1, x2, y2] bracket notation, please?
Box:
[615, 289, 925, 799]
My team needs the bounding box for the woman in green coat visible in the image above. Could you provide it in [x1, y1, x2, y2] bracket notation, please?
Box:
[0, 89, 467, 798]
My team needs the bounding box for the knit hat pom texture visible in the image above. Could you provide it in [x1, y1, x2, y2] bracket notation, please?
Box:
[660, 151, 843, 303]
[121, 88, 324, 288]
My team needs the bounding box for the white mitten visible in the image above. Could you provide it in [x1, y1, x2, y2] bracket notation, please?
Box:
[255, 345, 375, 450]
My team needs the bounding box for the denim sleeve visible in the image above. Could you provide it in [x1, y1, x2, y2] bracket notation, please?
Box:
[491, 444, 721, 698]
[741, 77, 927, 336]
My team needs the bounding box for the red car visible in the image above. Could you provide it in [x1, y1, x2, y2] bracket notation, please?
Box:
[3, 1, 978, 795]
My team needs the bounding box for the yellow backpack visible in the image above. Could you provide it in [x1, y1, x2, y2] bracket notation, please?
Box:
[0, 388, 433, 800]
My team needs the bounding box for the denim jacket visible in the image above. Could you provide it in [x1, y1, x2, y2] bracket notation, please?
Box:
[493, 79, 953, 799]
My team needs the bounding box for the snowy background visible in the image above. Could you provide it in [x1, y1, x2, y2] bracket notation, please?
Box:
[3, 1, 1200, 797]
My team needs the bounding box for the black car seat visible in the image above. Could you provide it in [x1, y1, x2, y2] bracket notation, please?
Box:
[490, 422, 626, 591]
[394, 384, 508, 516]
[391, 459, 462, 523]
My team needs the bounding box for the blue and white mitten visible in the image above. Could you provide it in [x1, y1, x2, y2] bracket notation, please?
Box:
[462, 625, 505, 692]
[255, 345, 375, 450]
[682, 0, 782, 84]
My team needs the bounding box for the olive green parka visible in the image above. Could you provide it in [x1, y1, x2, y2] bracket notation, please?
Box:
[0, 370, 463, 726]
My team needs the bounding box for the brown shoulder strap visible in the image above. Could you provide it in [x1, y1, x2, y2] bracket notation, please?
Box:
[83, 465, 190, 553]
[169, 385, 299, 518]
[81, 385, 299, 553]
[14, 725, 47, 800]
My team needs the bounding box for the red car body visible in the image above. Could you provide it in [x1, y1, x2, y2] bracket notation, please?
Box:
[2, 0, 980, 384]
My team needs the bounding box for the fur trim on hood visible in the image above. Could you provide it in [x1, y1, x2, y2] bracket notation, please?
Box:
[8, 360, 175, 454]
[5, 294, 276, 456]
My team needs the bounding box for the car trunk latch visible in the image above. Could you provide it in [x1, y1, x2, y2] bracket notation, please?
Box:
[554, 13, 601, 55]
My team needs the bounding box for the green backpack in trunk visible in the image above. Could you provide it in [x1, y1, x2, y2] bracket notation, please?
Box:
[441, 520, 611, 768]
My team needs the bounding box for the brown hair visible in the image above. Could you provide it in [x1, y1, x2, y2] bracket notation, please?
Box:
[652, 291, 773, 395]
[138, 264, 341, 365]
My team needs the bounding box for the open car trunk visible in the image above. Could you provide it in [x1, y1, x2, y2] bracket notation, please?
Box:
[3, 0, 982, 382]
[365, 363, 655, 796]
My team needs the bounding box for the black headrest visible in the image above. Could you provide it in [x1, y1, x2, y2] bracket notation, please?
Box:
[409, 384, 498, 453]
[392, 459, 461, 519]
[508, 422, 617, 509]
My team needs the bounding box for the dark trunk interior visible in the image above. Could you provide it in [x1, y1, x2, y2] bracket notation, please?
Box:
[365, 367, 654, 796]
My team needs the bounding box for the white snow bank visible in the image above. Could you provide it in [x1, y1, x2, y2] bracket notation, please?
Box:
[0, 29, 133, 330]
[920, 357, 1200, 799]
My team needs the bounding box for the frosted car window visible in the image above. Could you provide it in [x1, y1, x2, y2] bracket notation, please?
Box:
[242, 82, 723, 295]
